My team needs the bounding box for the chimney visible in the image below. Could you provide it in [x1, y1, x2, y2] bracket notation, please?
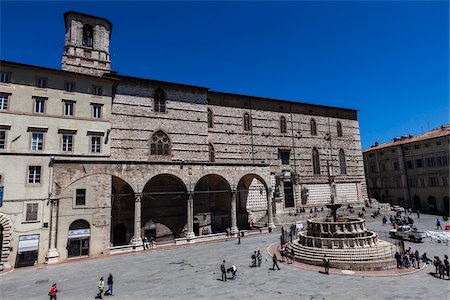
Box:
[408, 134, 414, 138]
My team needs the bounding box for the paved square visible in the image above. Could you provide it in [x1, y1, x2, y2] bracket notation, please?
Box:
[1, 214, 448, 299]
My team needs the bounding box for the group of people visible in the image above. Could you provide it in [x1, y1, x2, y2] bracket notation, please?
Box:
[220, 260, 237, 281]
[142, 237, 156, 250]
[433, 255, 449, 279]
[395, 248, 421, 269]
[279, 245, 293, 264]
[95, 273, 114, 299]
[251, 250, 262, 267]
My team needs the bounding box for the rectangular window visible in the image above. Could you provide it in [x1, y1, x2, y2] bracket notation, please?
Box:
[442, 176, 448, 187]
[415, 159, 423, 168]
[419, 178, 426, 187]
[279, 150, 290, 165]
[393, 161, 399, 171]
[395, 179, 401, 188]
[0, 94, 9, 110]
[65, 81, 75, 92]
[26, 203, 38, 221]
[75, 189, 86, 206]
[36, 77, 47, 88]
[90, 136, 101, 153]
[0, 130, 5, 150]
[408, 178, 417, 187]
[34, 97, 46, 113]
[0, 72, 10, 83]
[429, 177, 439, 187]
[370, 164, 376, 173]
[62, 134, 73, 152]
[63, 101, 75, 117]
[437, 141, 442, 146]
[91, 104, 102, 119]
[414, 145, 420, 149]
[426, 157, 435, 167]
[406, 161, 413, 169]
[93, 86, 103, 96]
[381, 163, 386, 172]
[391, 149, 396, 153]
[425, 143, 430, 148]
[442, 156, 448, 166]
[28, 166, 41, 184]
[31, 132, 44, 151]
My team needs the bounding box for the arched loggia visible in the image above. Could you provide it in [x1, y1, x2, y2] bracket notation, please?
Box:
[142, 174, 188, 241]
[111, 176, 135, 246]
[237, 174, 268, 229]
[193, 174, 231, 234]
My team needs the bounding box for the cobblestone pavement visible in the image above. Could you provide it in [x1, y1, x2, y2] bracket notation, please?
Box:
[0, 214, 448, 300]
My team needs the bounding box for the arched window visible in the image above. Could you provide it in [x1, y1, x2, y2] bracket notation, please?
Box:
[312, 147, 321, 175]
[150, 131, 171, 155]
[310, 119, 317, 136]
[337, 121, 343, 137]
[82, 24, 94, 47]
[243, 112, 251, 131]
[280, 116, 287, 133]
[209, 143, 215, 162]
[339, 148, 347, 174]
[154, 88, 166, 113]
[207, 109, 213, 128]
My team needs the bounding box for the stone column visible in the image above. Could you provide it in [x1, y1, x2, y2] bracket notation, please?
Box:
[186, 192, 195, 240]
[267, 188, 276, 229]
[131, 194, 143, 249]
[230, 189, 238, 235]
[45, 199, 60, 264]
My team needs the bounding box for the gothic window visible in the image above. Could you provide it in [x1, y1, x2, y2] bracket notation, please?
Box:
[280, 116, 287, 133]
[312, 147, 321, 175]
[154, 88, 166, 113]
[82, 24, 94, 47]
[310, 119, 317, 136]
[243, 112, 251, 131]
[209, 143, 215, 162]
[150, 131, 171, 155]
[339, 148, 347, 174]
[207, 109, 213, 128]
[337, 121, 343, 137]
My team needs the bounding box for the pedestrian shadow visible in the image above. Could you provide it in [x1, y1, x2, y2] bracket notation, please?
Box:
[318, 271, 329, 275]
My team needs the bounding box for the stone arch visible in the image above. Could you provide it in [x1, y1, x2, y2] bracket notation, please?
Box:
[444, 196, 449, 217]
[142, 174, 188, 241]
[413, 195, 421, 211]
[193, 174, 232, 234]
[82, 24, 94, 47]
[427, 196, 437, 212]
[0, 213, 12, 269]
[111, 176, 136, 246]
[67, 219, 91, 258]
[237, 174, 268, 229]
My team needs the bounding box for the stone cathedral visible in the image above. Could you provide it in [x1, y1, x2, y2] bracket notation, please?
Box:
[0, 11, 368, 269]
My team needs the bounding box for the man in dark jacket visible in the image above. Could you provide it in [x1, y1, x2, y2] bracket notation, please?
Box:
[272, 253, 280, 270]
[221, 260, 227, 281]
[104, 273, 113, 296]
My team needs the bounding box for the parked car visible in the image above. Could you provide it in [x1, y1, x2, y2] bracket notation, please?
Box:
[389, 225, 426, 242]
[391, 205, 405, 212]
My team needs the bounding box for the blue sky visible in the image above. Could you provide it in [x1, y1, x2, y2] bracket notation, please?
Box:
[1, 1, 448, 149]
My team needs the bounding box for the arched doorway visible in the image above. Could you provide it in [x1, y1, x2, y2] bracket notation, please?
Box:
[427, 196, 437, 212]
[237, 174, 268, 229]
[413, 195, 421, 211]
[0, 214, 12, 269]
[142, 174, 188, 242]
[194, 174, 231, 234]
[371, 192, 380, 201]
[68, 219, 90, 258]
[111, 176, 135, 246]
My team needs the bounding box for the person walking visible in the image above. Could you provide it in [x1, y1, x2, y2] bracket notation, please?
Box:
[48, 283, 58, 300]
[323, 255, 330, 274]
[436, 218, 443, 230]
[272, 253, 280, 270]
[251, 251, 257, 267]
[104, 273, 113, 296]
[237, 233, 241, 245]
[415, 250, 420, 269]
[221, 260, 227, 281]
[95, 277, 105, 299]
[416, 210, 420, 219]
[395, 252, 402, 269]
[444, 255, 449, 279]
[256, 250, 262, 267]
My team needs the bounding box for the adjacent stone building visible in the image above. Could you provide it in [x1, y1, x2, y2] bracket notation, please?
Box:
[363, 125, 449, 215]
[0, 11, 368, 269]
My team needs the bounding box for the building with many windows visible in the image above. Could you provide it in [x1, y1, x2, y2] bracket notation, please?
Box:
[363, 125, 449, 215]
[0, 11, 368, 269]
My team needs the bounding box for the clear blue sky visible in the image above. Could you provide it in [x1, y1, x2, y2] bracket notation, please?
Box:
[1, 1, 448, 149]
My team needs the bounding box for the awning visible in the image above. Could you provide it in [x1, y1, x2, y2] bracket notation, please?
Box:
[68, 228, 90, 239]
[18, 234, 39, 253]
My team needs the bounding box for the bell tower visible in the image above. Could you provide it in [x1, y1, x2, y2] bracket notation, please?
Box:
[62, 11, 112, 76]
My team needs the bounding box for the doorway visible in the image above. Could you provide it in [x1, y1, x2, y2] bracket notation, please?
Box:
[284, 182, 295, 208]
[67, 220, 90, 258]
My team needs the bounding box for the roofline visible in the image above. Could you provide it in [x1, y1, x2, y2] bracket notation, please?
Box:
[209, 90, 359, 113]
[0, 60, 117, 82]
[64, 11, 113, 31]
